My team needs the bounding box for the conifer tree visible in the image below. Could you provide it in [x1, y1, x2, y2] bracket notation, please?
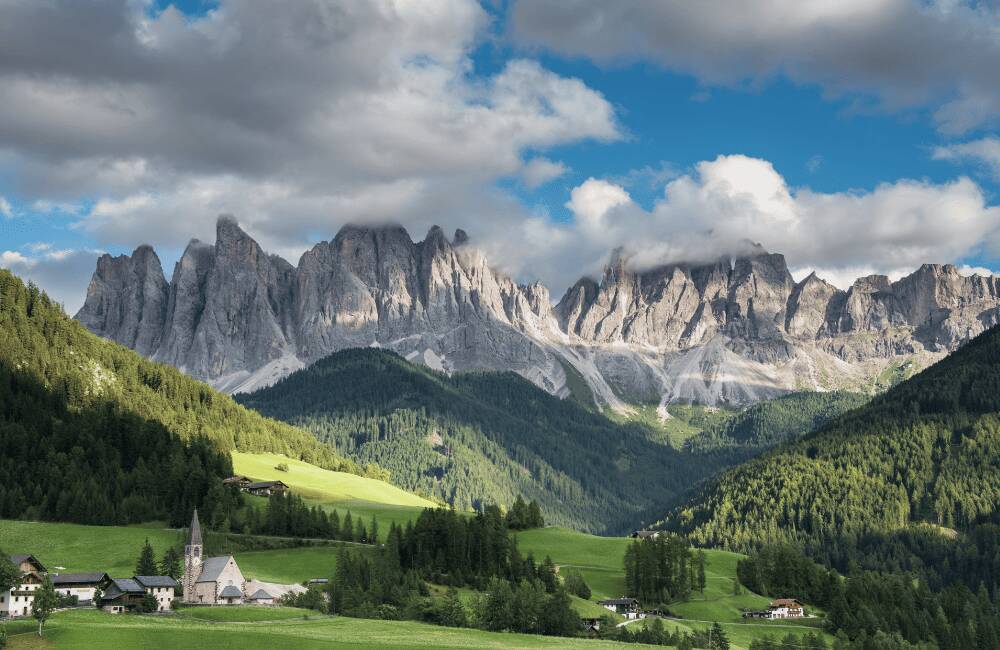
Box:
[159, 547, 182, 579]
[136, 539, 157, 575]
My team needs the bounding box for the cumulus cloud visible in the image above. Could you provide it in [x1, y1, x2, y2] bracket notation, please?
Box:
[480, 155, 1000, 295]
[511, 0, 1000, 134]
[933, 136, 1000, 181]
[520, 157, 568, 189]
[0, 195, 11, 218]
[0, 0, 619, 267]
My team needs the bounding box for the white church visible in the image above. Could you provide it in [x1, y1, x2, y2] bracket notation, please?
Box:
[180, 509, 306, 605]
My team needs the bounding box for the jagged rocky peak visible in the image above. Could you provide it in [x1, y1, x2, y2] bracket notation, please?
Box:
[76, 217, 1000, 407]
[76, 243, 168, 356]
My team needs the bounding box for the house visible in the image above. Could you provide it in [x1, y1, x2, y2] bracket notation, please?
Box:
[307, 578, 329, 587]
[768, 598, 805, 618]
[743, 598, 806, 620]
[51, 572, 110, 605]
[247, 589, 274, 606]
[597, 597, 642, 619]
[101, 578, 146, 613]
[581, 617, 602, 636]
[181, 509, 248, 605]
[245, 480, 289, 497]
[629, 530, 662, 540]
[1, 554, 47, 619]
[222, 475, 252, 489]
[134, 576, 179, 612]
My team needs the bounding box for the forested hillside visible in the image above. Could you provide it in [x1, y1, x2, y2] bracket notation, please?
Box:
[683, 390, 868, 453]
[237, 348, 736, 533]
[0, 270, 375, 527]
[669, 323, 1000, 551]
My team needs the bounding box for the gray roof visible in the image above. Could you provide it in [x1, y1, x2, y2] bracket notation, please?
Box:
[219, 585, 243, 598]
[110, 578, 144, 594]
[247, 481, 287, 489]
[249, 589, 273, 600]
[52, 572, 109, 585]
[9, 554, 46, 573]
[135, 575, 179, 588]
[598, 598, 639, 606]
[196, 556, 233, 583]
[188, 509, 203, 546]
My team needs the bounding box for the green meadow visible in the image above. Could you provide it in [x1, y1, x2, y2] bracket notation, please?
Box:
[5, 609, 661, 649]
[233, 451, 435, 529]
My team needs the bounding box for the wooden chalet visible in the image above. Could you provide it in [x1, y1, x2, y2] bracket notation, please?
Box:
[1, 554, 47, 619]
[245, 480, 289, 497]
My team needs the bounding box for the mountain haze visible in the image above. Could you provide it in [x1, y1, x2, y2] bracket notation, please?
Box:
[77, 216, 1000, 408]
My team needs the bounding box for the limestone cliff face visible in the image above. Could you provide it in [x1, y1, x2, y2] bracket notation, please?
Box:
[76, 217, 1000, 406]
[77, 244, 169, 357]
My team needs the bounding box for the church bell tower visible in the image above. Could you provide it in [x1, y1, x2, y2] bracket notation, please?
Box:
[182, 508, 203, 602]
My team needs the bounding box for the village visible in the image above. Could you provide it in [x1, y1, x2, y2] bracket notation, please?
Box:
[1, 509, 318, 620]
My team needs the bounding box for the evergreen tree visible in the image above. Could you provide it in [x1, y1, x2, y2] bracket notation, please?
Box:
[695, 549, 707, 594]
[710, 622, 729, 650]
[136, 539, 157, 575]
[159, 547, 182, 580]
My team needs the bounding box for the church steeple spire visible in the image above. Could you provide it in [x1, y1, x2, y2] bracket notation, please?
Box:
[188, 508, 203, 547]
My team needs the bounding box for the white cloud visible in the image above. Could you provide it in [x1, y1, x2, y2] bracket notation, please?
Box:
[933, 136, 1000, 181]
[0, 195, 12, 218]
[956, 264, 999, 278]
[511, 0, 1000, 134]
[478, 154, 1000, 295]
[0, 0, 620, 261]
[521, 157, 568, 189]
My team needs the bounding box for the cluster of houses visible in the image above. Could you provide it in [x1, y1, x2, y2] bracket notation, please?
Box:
[0, 553, 179, 618]
[222, 475, 290, 497]
[743, 598, 806, 619]
[1, 510, 310, 620]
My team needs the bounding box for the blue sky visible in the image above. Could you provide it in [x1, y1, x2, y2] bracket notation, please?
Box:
[3, 0, 1000, 310]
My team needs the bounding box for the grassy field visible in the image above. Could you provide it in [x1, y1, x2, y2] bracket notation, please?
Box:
[0, 519, 363, 585]
[6, 609, 661, 649]
[518, 527, 833, 650]
[233, 452, 436, 530]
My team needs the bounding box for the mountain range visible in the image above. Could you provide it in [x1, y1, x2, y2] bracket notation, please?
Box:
[76, 215, 1000, 408]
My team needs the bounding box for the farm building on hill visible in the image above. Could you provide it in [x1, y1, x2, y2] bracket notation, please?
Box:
[743, 598, 806, 619]
[223, 476, 290, 497]
[1, 554, 46, 619]
[597, 597, 642, 619]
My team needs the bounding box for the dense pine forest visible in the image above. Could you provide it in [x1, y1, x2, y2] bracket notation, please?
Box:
[683, 391, 868, 454]
[659, 324, 1000, 649]
[0, 270, 375, 527]
[237, 348, 743, 532]
[669, 323, 1000, 550]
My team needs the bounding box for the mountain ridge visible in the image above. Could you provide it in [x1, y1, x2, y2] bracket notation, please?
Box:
[76, 216, 1000, 408]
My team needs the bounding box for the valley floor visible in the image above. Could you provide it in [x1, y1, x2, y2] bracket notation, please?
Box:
[5, 608, 660, 649]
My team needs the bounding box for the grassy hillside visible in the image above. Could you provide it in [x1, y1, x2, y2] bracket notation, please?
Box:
[517, 527, 831, 649]
[669, 324, 1000, 551]
[0, 518, 357, 584]
[236, 348, 735, 534]
[0, 269, 375, 528]
[7, 609, 659, 649]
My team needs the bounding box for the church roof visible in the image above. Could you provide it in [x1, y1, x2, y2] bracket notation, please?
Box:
[249, 589, 272, 600]
[219, 585, 243, 598]
[188, 509, 203, 546]
[196, 556, 234, 583]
